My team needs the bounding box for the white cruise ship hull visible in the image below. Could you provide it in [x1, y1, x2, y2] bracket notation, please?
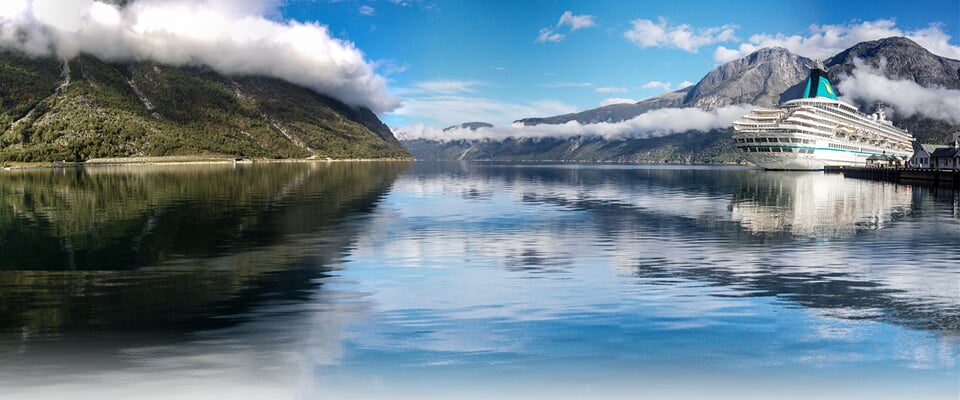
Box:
[732, 100, 914, 170]
[732, 64, 915, 170]
[737, 141, 911, 170]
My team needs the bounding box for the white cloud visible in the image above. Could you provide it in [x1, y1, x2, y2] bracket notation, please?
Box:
[395, 104, 753, 142]
[359, 5, 375, 16]
[390, 95, 578, 127]
[599, 98, 638, 107]
[557, 11, 596, 32]
[713, 45, 742, 63]
[536, 27, 564, 43]
[836, 58, 960, 124]
[395, 80, 483, 95]
[713, 19, 960, 63]
[625, 17, 737, 53]
[908, 23, 960, 60]
[641, 81, 673, 92]
[0, 0, 398, 113]
[596, 86, 627, 93]
[542, 81, 593, 88]
[677, 81, 695, 90]
[371, 59, 409, 75]
[537, 10, 595, 43]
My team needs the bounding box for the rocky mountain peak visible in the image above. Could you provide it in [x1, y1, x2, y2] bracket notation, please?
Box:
[683, 47, 811, 108]
[826, 36, 960, 89]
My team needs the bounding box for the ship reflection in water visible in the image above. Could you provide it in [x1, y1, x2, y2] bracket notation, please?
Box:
[0, 163, 957, 400]
[731, 172, 915, 238]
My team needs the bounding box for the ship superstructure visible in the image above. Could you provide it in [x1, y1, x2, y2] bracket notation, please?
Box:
[732, 61, 915, 170]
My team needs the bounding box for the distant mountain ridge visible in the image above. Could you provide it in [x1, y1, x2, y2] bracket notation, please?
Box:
[407, 37, 960, 163]
[0, 51, 409, 162]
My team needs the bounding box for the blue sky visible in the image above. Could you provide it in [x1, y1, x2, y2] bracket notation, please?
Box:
[277, 0, 960, 128]
[1, 0, 955, 131]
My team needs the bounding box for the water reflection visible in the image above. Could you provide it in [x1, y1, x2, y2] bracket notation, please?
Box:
[0, 162, 409, 336]
[1, 162, 957, 400]
[731, 172, 915, 238]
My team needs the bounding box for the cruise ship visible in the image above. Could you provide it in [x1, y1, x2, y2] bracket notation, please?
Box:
[732, 61, 915, 170]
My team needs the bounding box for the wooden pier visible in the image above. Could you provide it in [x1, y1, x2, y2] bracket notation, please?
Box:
[825, 166, 960, 188]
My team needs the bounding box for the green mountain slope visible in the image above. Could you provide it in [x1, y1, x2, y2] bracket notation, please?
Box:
[0, 51, 409, 162]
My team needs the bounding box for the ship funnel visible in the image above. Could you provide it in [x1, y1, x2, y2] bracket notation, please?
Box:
[803, 60, 838, 100]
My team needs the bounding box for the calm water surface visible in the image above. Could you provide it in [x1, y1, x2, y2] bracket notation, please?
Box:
[0, 162, 957, 400]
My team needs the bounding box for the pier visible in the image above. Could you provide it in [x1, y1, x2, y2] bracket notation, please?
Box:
[826, 166, 960, 188]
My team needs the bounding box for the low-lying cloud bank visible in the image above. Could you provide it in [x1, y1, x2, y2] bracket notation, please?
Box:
[396, 104, 754, 142]
[0, 0, 398, 113]
[837, 58, 960, 124]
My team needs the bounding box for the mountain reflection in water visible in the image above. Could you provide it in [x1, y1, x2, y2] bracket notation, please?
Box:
[0, 162, 957, 400]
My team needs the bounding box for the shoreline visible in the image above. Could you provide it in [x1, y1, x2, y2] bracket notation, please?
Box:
[1, 155, 416, 170]
[1, 155, 754, 171]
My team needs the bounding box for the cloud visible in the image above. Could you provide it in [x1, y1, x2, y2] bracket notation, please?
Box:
[537, 10, 595, 43]
[624, 17, 737, 53]
[596, 86, 627, 93]
[395, 80, 483, 95]
[0, 0, 398, 113]
[371, 59, 409, 75]
[359, 5, 375, 16]
[677, 81, 695, 90]
[542, 81, 593, 88]
[557, 11, 596, 32]
[641, 81, 673, 92]
[395, 104, 754, 142]
[599, 98, 638, 107]
[537, 27, 565, 43]
[390, 94, 578, 127]
[713, 19, 960, 63]
[836, 58, 960, 124]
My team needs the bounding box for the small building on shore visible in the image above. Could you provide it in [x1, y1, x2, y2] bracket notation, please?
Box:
[928, 132, 960, 170]
[931, 146, 959, 169]
[911, 132, 960, 169]
[910, 143, 944, 168]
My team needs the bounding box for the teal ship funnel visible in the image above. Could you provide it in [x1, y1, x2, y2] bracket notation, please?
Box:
[803, 60, 838, 100]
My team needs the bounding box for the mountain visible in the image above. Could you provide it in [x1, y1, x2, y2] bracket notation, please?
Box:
[683, 47, 812, 109]
[513, 47, 810, 127]
[0, 50, 410, 162]
[826, 37, 960, 89]
[406, 37, 960, 162]
[515, 88, 689, 126]
[401, 131, 739, 163]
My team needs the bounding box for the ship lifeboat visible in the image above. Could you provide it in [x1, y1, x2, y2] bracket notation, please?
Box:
[835, 124, 856, 138]
[836, 124, 856, 132]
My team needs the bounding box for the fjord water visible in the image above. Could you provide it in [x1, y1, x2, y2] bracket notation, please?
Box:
[0, 162, 957, 400]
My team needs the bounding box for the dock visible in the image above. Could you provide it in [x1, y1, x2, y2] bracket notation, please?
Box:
[825, 166, 960, 188]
